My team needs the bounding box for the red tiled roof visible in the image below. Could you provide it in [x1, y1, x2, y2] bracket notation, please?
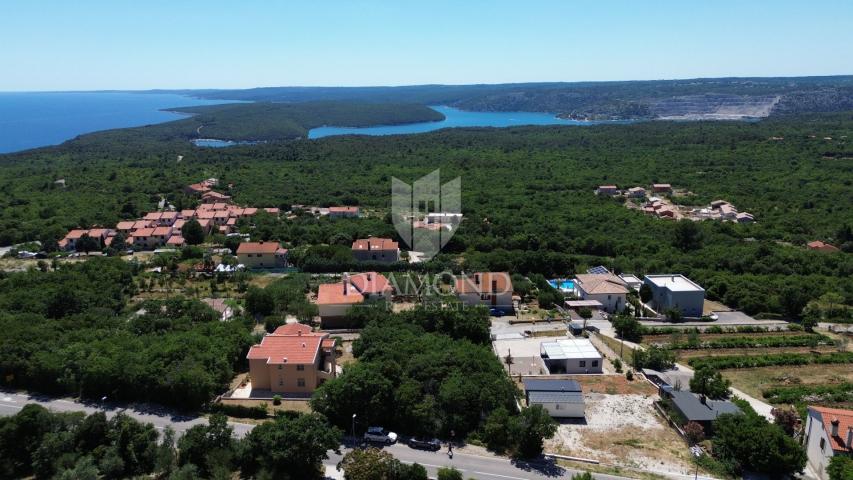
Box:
[243, 207, 258, 215]
[352, 237, 399, 251]
[202, 191, 230, 200]
[574, 273, 629, 295]
[132, 220, 150, 229]
[173, 219, 186, 229]
[152, 227, 172, 236]
[132, 228, 155, 237]
[317, 282, 365, 305]
[348, 272, 391, 295]
[64, 229, 89, 240]
[167, 235, 185, 245]
[810, 406, 853, 452]
[116, 221, 136, 230]
[329, 206, 359, 213]
[144, 212, 162, 220]
[272, 323, 318, 336]
[455, 272, 511, 294]
[181, 209, 196, 218]
[160, 211, 178, 219]
[264, 207, 280, 214]
[246, 335, 324, 365]
[87, 229, 111, 238]
[197, 210, 216, 219]
[237, 241, 281, 254]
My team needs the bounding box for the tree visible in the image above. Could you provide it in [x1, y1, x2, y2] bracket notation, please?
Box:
[612, 314, 642, 342]
[482, 407, 513, 453]
[76, 234, 101, 254]
[512, 405, 558, 459]
[437, 467, 464, 480]
[673, 220, 703, 251]
[239, 413, 342, 479]
[689, 366, 731, 399]
[632, 345, 675, 371]
[245, 286, 275, 318]
[571, 473, 594, 480]
[639, 283, 653, 304]
[683, 421, 705, 445]
[827, 455, 853, 480]
[712, 412, 806, 477]
[177, 414, 235, 477]
[771, 407, 800, 437]
[339, 448, 427, 480]
[182, 219, 205, 245]
[111, 232, 127, 252]
[665, 308, 682, 322]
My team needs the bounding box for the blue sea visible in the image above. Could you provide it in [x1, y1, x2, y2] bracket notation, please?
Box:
[308, 105, 629, 138]
[0, 92, 227, 153]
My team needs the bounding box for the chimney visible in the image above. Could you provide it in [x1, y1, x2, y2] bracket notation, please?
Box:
[847, 426, 853, 448]
[699, 394, 707, 405]
[831, 418, 840, 437]
[302, 342, 306, 348]
[297, 330, 302, 336]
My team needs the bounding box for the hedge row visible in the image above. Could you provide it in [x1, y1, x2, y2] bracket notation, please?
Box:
[209, 402, 269, 419]
[641, 324, 801, 336]
[762, 383, 853, 404]
[688, 352, 853, 370]
[667, 334, 830, 350]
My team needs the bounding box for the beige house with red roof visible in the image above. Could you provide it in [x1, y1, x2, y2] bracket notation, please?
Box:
[236, 241, 288, 269]
[804, 406, 853, 479]
[574, 273, 629, 313]
[352, 237, 400, 263]
[595, 185, 618, 195]
[328, 206, 360, 218]
[808, 240, 841, 253]
[246, 323, 336, 396]
[317, 272, 392, 328]
[455, 272, 513, 310]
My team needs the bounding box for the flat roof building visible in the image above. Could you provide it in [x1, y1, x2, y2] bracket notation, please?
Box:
[539, 338, 603, 374]
[643, 274, 706, 318]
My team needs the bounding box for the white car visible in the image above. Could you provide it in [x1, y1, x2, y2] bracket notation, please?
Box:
[364, 426, 398, 444]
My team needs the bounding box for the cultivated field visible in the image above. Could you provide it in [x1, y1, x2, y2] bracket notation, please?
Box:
[722, 363, 853, 406]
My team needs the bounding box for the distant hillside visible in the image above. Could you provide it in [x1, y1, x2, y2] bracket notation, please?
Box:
[62, 101, 445, 146]
[163, 75, 853, 120]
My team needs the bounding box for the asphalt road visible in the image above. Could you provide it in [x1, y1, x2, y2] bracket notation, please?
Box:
[0, 389, 633, 480]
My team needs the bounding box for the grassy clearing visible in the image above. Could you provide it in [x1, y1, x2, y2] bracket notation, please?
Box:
[598, 334, 636, 366]
[722, 363, 853, 401]
[673, 345, 838, 360]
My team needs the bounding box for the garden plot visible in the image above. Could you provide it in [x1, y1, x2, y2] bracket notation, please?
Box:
[546, 393, 698, 477]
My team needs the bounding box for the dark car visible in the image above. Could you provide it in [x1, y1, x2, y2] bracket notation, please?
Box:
[407, 437, 441, 451]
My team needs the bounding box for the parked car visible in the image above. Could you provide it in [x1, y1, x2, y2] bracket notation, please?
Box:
[364, 426, 398, 444]
[407, 437, 441, 451]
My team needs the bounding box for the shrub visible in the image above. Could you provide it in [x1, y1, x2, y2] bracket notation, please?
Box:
[273, 395, 282, 406]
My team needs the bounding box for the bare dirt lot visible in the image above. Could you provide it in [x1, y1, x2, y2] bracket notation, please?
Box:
[545, 394, 699, 477]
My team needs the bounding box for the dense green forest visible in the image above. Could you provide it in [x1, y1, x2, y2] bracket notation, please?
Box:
[0, 406, 342, 480]
[0, 111, 851, 318]
[161, 76, 853, 119]
[0, 258, 254, 409]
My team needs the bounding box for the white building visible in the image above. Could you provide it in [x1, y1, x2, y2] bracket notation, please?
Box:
[618, 273, 643, 291]
[804, 406, 853, 480]
[574, 273, 629, 313]
[540, 338, 603, 374]
[523, 379, 585, 418]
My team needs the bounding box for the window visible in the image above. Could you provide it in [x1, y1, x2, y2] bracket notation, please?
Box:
[820, 438, 825, 451]
[592, 360, 599, 367]
[297, 378, 305, 387]
[296, 365, 304, 371]
[278, 379, 283, 386]
[579, 360, 586, 367]
[277, 365, 282, 370]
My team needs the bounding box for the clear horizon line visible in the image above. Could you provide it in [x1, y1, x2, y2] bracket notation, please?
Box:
[2, 73, 853, 94]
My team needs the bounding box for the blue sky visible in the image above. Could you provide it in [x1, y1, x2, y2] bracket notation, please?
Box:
[2, 0, 852, 91]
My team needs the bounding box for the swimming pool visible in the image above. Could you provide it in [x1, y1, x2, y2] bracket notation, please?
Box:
[548, 279, 575, 291]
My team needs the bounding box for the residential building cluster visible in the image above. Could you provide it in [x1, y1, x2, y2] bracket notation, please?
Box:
[59, 179, 281, 252]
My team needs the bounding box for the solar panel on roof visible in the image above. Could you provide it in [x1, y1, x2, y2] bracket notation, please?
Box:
[587, 265, 611, 275]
